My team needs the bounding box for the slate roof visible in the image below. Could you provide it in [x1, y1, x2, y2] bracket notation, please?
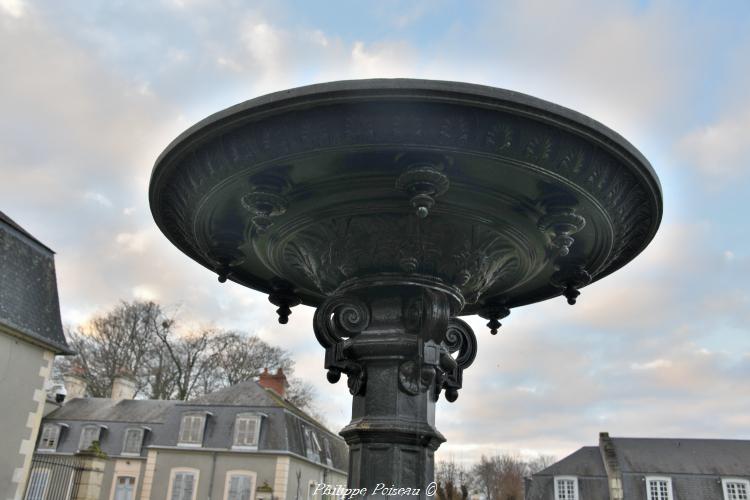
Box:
[612, 437, 750, 475]
[0, 210, 72, 354]
[526, 446, 610, 500]
[536, 446, 606, 477]
[525, 436, 750, 500]
[40, 381, 348, 471]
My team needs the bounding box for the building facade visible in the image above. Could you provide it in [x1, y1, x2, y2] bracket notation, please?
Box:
[31, 369, 347, 500]
[525, 432, 750, 500]
[0, 211, 73, 500]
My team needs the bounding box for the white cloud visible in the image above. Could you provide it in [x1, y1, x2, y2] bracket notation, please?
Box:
[115, 230, 150, 254]
[678, 106, 750, 182]
[83, 191, 113, 207]
[0, 0, 24, 18]
[631, 359, 673, 371]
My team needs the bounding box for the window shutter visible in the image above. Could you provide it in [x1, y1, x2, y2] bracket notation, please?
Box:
[245, 419, 257, 445]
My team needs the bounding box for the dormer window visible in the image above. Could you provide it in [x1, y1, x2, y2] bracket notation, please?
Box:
[122, 427, 145, 455]
[554, 476, 579, 500]
[38, 424, 62, 451]
[646, 476, 673, 500]
[302, 426, 322, 462]
[233, 413, 261, 449]
[323, 437, 333, 467]
[178, 413, 208, 447]
[723, 478, 750, 500]
[79, 424, 104, 451]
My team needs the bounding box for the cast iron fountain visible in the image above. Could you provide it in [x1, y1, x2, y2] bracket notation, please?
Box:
[149, 79, 662, 497]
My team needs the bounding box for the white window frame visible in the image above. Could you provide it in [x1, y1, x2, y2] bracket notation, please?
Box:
[110, 475, 138, 500]
[24, 468, 50, 500]
[646, 476, 674, 500]
[178, 413, 208, 447]
[78, 424, 103, 451]
[122, 427, 145, 456]
[554, 475, 579, 500]
[38, 424, 62, 452]
[166, 468, 200, 500]
[222, 470, 257, 500]
[232, 413, 261, 450]
[723, 478, 750, 500]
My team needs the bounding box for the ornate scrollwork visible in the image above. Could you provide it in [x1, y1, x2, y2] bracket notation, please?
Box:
[435, 318, 477, 402]
[278, 215, 524, 306]
[313, 295, 371, 396]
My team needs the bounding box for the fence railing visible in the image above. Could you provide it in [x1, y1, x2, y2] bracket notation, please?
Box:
[24, 453, 92, 500]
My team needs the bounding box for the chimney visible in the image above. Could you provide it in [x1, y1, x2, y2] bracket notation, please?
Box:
[63, 364, 87, 400]
[258, 367, 288, 398]
[111, 369, 137, 401]
[599, 432, 624, 500]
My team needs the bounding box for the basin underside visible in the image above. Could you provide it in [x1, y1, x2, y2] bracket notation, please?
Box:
[150, 80, 662, 314]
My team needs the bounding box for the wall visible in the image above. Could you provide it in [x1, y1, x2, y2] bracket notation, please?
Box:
[0, 331, 53, 500]
[148, 448, 278, 500]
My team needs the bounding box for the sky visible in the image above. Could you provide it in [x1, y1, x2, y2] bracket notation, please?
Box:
[2, 0, 749, 465]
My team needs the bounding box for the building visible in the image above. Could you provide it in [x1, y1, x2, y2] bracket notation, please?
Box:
[0, 211, 73, 500]
[525, 432, 750, 500]
[30, 368, 348, 500]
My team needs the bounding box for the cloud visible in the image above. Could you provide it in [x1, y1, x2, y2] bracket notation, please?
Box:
[0, 0, 24, 18]
[678, 106, 750, 182]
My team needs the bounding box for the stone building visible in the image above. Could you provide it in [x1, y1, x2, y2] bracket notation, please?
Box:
[0, 211, 73, 500]
[31, 368, 348, 500]
[525, 432, 750, 500]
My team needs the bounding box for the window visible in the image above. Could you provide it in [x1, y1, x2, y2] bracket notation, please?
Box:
[114, 476, 136, 500]
[323, 437, 333, 467]
[122, 428, 145, 455]
[38, 424, 61, 451]
[168, 469, 199, 500]
[554, 476, 578, 500]
[79, 425, 102, 451]
[233, 413, 261, 449]
[25, 469, 49, 500]
[723, 479, 750, 500]
[646, 476, 673, 500]
[223, 471, 256, 500]
[302, 426, 321, 462]
[178, 414, 206, 446]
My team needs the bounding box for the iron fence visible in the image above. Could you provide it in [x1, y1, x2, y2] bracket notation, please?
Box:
[23, 453, 90, 500]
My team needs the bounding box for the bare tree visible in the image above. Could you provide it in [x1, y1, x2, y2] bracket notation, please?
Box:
[214, 332, 294, 385]
[525, 454, 556, 476]
[56, 301, 168, 397]
[54, 300, 316, 408]
[436, 457, 470, 500]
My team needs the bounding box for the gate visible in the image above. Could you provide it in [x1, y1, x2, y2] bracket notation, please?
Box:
[23, 454, 89, 500]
